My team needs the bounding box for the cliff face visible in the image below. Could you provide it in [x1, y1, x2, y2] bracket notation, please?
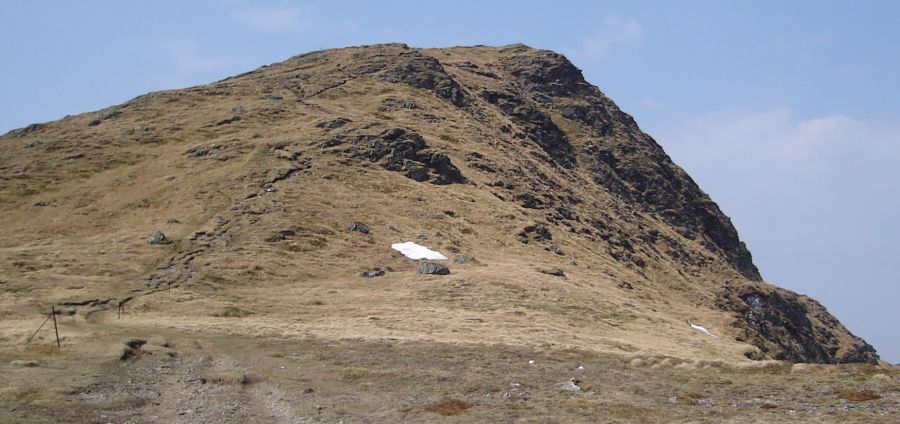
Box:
[0, 43, 876, 363]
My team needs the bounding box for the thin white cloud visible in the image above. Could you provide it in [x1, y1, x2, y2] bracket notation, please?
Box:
[233, 4, 359, 34]
[580, 16, 644, 59]
[657, 108, 900, 276]
[235, 5, 302, 31]
[168, 41, 229, 74]
[663, 109, 900, 192]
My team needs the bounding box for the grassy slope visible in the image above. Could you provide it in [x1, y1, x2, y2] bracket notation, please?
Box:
[0, 44, 891, 422]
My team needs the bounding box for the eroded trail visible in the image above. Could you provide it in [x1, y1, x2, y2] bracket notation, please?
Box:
[69, 337, 301, 423]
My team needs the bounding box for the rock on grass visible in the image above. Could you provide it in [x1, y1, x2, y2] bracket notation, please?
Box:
[417, 262, 450, 275]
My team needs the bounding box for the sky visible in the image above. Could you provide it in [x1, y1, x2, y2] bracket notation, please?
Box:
[1, 1, 898, 363]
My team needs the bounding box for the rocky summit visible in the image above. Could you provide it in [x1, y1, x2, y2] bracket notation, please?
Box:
[0, 44, 891, 423]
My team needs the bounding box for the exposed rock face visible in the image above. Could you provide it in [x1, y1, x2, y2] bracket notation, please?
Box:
[0, 43, 876, 364]
[494, 46, 760, 281]
[517, 225, 553, 244]
[379, 50, 467, 106]
[479, 89, 575, 167]
[355, 128, 467, 184]
[317, 126, 467, 184]
[4, 123, 43, 138]
[717, 285, 878, 364]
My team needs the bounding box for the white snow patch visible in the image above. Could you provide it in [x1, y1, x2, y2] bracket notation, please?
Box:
[390, 242, 447, 260]
[689, 321, 718, 338]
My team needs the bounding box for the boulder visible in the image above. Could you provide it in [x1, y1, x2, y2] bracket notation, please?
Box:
[361, 269, 385, 278]
[547, 244, 564, 255]
[347, 222, 370, 234]
[147, 231, 170, 245]
[537, 268, 565, 277]
[417, 262, 450, 275]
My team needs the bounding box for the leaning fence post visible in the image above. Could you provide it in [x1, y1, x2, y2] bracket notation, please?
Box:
[51, 306, 60, 348]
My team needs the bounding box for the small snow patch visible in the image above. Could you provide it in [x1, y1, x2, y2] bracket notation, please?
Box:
[391, 242, 447, 260]
[689, 321, 718, 338]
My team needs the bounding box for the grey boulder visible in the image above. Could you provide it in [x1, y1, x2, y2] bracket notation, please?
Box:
[417, 262, 450, 275]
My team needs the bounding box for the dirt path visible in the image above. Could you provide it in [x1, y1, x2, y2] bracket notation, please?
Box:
[70, 338, 303, 423]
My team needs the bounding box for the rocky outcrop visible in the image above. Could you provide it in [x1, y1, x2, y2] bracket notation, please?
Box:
[380, 51, 467, 107]
[717, 284, 878, 364]
[339, 128, 467, 185]
[479, 89, 575, 167]
[517, 225, 552, 244]
[5, 123, 44, 138]
[494, 47, 760, 281]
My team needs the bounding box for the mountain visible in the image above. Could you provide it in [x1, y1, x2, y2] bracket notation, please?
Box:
[0, 43, 890, 422]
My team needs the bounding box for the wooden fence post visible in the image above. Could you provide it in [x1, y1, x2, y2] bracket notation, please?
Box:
[51, 306, 60, 348]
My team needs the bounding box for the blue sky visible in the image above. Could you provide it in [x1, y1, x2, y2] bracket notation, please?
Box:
[2, 1, 898, 363]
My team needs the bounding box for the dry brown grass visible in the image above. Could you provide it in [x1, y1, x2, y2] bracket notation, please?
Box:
[836, 389, 882, 402]
[423, 398, 472, 416]
[212, 306, 254, 318]
[24, 345, 62, 356]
